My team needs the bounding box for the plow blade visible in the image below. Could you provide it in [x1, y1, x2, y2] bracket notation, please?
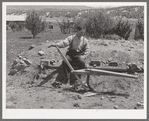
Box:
[71, 69, 138, 79]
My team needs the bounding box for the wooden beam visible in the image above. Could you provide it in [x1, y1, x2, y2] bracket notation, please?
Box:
[71, 69, 138, 79]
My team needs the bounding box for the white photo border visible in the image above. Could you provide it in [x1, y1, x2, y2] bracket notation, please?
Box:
[2, 2, 147, 119]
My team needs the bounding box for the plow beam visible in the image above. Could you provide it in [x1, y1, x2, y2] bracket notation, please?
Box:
[71, 69, 138, 79]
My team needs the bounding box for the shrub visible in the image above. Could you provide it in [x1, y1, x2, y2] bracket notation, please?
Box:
[57, 19, 71, 34]
[25, 10, 47, 38]
[105, 34, 121, 40]
[85, 10, 116, 39]
[134, 19, 144, 40]
[9, 22, 23, 32]
[114, 18, 132, 40]
[9, 22, 16, 32]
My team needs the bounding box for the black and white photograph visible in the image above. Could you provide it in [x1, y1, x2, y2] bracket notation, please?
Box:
[2, 2, 147, 119]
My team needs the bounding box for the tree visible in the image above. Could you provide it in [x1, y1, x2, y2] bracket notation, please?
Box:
[25, 10, 46, 38]
[85, 10, 115, 39]
[57, 19, 71, 34]
[114, 18, 132, 40]
[134, 19, 144, 40]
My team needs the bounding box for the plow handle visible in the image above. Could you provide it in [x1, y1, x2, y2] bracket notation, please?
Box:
[48, 45, 86, 88]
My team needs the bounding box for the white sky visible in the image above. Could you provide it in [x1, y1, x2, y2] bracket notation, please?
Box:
[84, 2, 145, 8]
[4, 2, 146, 8]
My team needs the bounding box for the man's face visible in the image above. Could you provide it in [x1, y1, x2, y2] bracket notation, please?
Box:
[77, 26, 86, 36]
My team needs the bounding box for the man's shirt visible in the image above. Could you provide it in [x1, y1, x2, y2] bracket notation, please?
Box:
[56, 34, 90, 56]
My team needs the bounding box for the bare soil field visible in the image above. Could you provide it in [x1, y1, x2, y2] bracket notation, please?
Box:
[6, 27, 144, 110]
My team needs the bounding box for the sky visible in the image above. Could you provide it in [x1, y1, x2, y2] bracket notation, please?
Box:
[85, 2, 145, 8]
[4, 2, 145, 8]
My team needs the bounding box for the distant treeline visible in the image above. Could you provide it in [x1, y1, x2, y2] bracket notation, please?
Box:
[7, 9, 144, 41]
[7, 6, 144, 19]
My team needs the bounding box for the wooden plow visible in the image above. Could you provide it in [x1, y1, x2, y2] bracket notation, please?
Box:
[47, 45, 139, 91]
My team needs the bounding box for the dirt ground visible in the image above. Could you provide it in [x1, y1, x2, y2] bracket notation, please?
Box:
[6, 31, 144, 110]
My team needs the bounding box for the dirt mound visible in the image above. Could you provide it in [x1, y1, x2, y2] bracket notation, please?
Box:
[6, 39, 144, 109]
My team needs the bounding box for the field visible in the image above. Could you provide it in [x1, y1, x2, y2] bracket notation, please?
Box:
[6, 22, 144, 111]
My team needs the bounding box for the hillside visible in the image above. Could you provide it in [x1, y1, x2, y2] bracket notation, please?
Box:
[105, 6, 144, 18]
[6, 5, 144, 19]
[6, 5, 93, 13]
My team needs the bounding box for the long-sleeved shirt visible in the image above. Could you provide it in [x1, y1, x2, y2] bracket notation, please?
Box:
[56, 34, 90, 57]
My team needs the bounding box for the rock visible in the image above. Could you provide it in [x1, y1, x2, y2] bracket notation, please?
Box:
[77, 95, 82, 99]
[89, 60, 101, 66]
[130, 46, 134, 48]
[108, 61, 118, 67]
[40, 74, 48, 79]
[101, 96, 104, 100]
[114, 105, 119, 109]
[137, 102, 143, 106]
[51, 82, 61, 88]
[121, 40, 125, 43]
[104, 43, 108, 46]
[20, 60, 25, 64]
[109, 98, 115, 102]
[127, 63, 142, 73]
[29, 44, 35, 50]
[73, 103, 80, 107]
[38, 51, 44, 56]
[72, 95, 81, 100]
[9, 69, 18, 75]
[50, 59, 56, 65]
[40, 106, 44, 108]
[122, 62, 125, 64]
[125, 95, 129, 99]
[12, 59, 20, 65]
[101, 61, 106, 64]
[12, 63, 27, 71]
[46, 40, 49, 43]
[18, 55, 22, 59]
[23, 58, 32, 65]
[108, 58, 113, 62]
[128, 49, 131, 51]
[121, 44, 124, 46]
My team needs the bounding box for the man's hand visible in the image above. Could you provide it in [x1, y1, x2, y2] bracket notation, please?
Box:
[48, 43, 57, 48]
[79, 55, 86, 60]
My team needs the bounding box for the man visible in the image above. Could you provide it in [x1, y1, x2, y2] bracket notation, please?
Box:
[49, 25, 90, 87]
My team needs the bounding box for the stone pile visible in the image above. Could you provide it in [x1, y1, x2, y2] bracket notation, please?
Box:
[9, 55, 32, 75]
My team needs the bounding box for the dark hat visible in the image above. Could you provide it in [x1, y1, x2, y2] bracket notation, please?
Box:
[75, 26, 83, 31]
